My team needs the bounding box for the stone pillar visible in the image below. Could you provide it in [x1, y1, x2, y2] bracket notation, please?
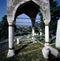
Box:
[40, 29, 43, 36]
[31, 20, 36, 43]
[17, 38, 20, 44]
[45, 25, 49, 46]
[32, 26, 35, 37]
[7, 23, 15, 57]
[32, 26, 35, 42]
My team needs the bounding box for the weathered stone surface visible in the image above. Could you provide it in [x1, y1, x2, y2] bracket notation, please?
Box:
[7, 0, 50, 23]
[7, 0, 51, 58]
[56, 19, 60, 49]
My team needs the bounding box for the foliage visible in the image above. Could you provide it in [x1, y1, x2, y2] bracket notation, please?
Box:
[49, 0, 60, 35]
[36, 0, 60, 35]
[0, 15, 8, 41]
[0, 42, 59, 61]
[0, 43, 46, 61]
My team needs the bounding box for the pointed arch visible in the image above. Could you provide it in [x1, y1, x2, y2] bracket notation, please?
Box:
[16, 13, 31, 26]
[12, 1, 40, 21]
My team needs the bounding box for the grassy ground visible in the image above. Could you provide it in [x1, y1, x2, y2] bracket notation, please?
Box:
[0, 42, 48, 61]
[0, 35, 60, 61]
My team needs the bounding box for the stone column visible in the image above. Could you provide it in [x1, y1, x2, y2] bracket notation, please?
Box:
[17, 38, 20, 44]
[32, 26, 35, 42]
[45, 25, 49, 46]
[40, 29, 43, 36]
[32, 26, 35, 37]
[42, 24, 50, 59]
[31, 20, 36, 43]
[7, 22, 15, 57]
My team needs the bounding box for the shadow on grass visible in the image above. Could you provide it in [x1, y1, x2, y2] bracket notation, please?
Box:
[15, 42, 32, 55]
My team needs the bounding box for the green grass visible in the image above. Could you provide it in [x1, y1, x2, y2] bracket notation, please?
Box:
[0, 42, 49, 61]
[0, 36, 58, 61]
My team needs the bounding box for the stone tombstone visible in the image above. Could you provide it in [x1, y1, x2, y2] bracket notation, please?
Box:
[56, 19, 60, 49]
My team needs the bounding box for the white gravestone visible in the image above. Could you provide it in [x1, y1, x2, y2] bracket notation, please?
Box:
[56, 19, 60, 49]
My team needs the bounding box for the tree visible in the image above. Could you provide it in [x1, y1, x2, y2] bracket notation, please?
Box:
[49, 0, 60, 35]
[0, 15, 8, 41]
[39, 0, 60, 35]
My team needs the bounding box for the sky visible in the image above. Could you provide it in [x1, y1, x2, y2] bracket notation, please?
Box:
[16, 13, 40, 26]
[0, 0, 60, 25]
[0, 0, 6, 21]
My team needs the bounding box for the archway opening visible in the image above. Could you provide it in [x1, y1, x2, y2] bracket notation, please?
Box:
[14, 1, 40, 20]
[15, 13, 32, 36]
[14, 1, 40, 37]
[7, 0, 51, 58]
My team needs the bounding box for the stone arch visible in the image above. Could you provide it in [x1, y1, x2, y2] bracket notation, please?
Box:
[12, 1, 40, 21]
[7, 0, 51, 58]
